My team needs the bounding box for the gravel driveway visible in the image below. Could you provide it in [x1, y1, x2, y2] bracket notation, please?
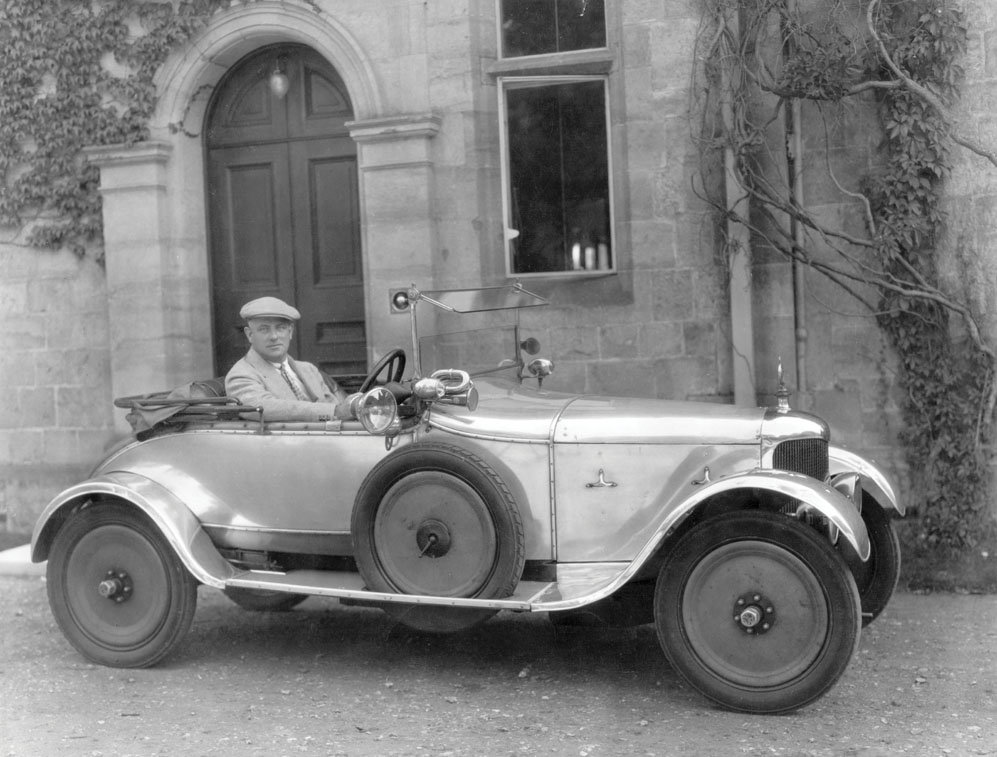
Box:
[1, 576, 995, 756]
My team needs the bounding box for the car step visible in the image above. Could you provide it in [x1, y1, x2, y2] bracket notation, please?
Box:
[225, 569, 557, 611]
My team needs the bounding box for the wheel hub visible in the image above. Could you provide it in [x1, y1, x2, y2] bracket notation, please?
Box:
[416, 519, 452, 558]
[733, 591, 775, 634]
[97, 570, 133, 603]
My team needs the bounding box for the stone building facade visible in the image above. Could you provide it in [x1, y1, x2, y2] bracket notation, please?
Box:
[2, 0, 996, 532]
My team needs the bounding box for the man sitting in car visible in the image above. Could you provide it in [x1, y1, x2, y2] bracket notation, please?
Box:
[225, 296, 357, 421]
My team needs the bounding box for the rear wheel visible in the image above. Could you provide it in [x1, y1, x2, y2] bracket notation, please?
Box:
[352, 442, 525, 632]
[654, 510, 861, 714]
[46, 503, 198, 668]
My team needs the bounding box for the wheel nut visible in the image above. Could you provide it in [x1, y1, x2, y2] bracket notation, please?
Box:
[738, 606, 762, 628]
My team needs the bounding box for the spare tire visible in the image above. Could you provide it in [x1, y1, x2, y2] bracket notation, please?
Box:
[351, 442, 525, 630]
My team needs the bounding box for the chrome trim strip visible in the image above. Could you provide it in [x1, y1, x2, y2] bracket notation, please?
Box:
[425, 421, 552, 444]
[226, 570, 555, 611]
[546, 396, 577, 563]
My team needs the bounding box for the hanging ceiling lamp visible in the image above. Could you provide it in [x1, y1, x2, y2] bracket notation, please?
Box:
[269, 56, 290, 99]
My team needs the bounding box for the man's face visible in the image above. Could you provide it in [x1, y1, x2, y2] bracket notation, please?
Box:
[245, 317, 293, 363]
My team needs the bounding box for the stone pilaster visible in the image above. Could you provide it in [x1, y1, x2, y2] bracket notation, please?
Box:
[84, 141, 195, 433]
[349, 114, 442, 356]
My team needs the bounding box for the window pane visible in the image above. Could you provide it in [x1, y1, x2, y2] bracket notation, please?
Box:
[500, 0, 606, 58]
[505, 80, 612, 274]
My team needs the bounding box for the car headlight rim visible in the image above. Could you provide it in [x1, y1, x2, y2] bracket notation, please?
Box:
[357, 387, 397, 434]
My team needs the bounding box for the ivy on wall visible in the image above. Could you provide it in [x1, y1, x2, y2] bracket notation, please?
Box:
[696, 0, 995, 550]
[867, 2, 993, 549]
[0, 0, 233, 256]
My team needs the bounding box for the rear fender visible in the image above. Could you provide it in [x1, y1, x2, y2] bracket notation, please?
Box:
[828, 444, 903, 516]
[660, 469, 870, 561]
[31, 472, 236, 588]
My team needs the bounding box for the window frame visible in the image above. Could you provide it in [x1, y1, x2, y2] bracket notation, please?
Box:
[496, 0, 608, 60]
[497, 74, 617, 279]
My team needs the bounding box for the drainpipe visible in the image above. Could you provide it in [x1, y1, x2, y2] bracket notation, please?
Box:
[723, 7, 757, 407]
[784, 1, 809, 408]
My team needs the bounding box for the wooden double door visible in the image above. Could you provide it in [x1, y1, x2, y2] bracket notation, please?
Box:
[206, 44, 365, 377]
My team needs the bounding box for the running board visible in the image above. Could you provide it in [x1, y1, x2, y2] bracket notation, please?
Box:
[225, 569, 558, 611]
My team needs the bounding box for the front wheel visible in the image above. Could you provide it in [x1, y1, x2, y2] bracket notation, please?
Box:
[853, 497, 901, 626]
[654, 510, 861, 714]
[46, 502, 198, 668]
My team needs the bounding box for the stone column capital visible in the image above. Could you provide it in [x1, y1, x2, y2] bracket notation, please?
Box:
[347, 114, 442, 144]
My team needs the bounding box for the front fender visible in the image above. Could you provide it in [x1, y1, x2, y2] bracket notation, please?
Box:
[662, 468, 870, 561]
[537, 468, 870, 612]
[31, 471, 236, 588]
[829, 444, 903, 516]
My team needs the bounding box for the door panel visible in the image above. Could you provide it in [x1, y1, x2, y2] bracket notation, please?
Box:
[206, 44, 364, 377]
[209, 144, 296, 374]
[290, 139, 365, 375]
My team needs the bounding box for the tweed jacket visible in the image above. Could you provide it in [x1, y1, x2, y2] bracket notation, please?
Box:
[225, 348, 351, 422]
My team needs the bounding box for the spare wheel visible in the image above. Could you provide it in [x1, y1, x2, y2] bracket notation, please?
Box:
[351, 442, 525, 631]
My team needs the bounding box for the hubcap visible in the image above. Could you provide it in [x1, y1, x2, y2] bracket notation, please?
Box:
[98, 570, 133, 603]
[733, 592, 775, 634]
[416, 519, 452, 558]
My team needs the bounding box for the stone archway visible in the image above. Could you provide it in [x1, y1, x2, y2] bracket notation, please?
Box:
[86, 2, 385, 432]
[87, 2, 441, 432]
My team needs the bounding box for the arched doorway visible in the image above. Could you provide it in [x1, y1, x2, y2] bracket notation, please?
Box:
[206, 43, 365, 377]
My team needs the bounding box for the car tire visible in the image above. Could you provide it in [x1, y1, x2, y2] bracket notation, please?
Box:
[852, 496, 901, 626]
[352, 442, 525, 632]
[223, 587, 309, 612]
[653, 510, 861, 714]
[46, 502, 198, 668]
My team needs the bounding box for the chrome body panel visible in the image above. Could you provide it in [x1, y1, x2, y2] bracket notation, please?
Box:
[427, 379, 575, 441]
[553, 443, 760, 561]
[829, 444, 903, 515]
[31, 472, 236, 588]
[94, 428, 406, 534]
[554, 395, 766, 444]
[429, 377, 775, 445]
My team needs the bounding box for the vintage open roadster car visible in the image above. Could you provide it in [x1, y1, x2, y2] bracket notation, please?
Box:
[31, 284, 902, 714]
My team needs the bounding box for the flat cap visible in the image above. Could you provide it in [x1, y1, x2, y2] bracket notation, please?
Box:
[239, 296, 301, 321]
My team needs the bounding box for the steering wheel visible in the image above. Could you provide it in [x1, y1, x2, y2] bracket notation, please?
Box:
[359, 348, 407, 393]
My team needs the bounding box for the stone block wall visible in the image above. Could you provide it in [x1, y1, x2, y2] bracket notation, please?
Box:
[500, 2, 733, 405]
[5, 0, 997, 532]
[946, 0, 997, 337]
[0, 244, 116, 533]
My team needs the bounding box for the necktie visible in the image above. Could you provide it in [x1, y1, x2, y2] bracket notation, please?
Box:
[279, 362, 308, 401]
